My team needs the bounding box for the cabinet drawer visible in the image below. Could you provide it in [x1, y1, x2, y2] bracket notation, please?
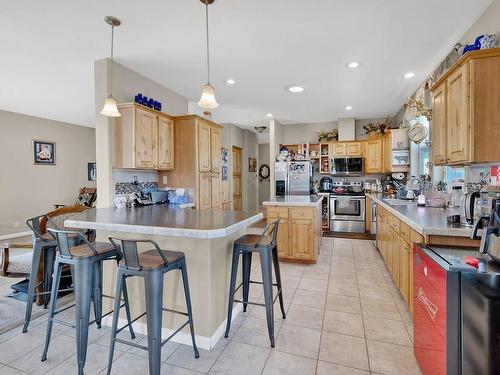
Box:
[289, 208, 314, 220]
[411, 229, 424, 244]
[400, 221, 411, 243]
[390, 215, 400, 231]
[267, 207, 289, 219]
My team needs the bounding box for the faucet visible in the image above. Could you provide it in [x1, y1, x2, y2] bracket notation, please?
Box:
[406, 176, 422, 195]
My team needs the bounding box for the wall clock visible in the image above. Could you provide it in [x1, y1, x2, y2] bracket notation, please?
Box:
[259, 164, 270, 179]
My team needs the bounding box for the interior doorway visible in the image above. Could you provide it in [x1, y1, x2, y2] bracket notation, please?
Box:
[232, 146, 242, 210]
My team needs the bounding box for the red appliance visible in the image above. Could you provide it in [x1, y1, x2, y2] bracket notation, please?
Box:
[413, 245, 447, 375]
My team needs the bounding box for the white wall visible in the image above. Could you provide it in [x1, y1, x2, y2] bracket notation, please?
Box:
[258, 143, 271, 204]
[460, 0, 500, 44]
[0, 110, 95, 229]
[94, 58, 189, 207]
[221, 123, 259, 211]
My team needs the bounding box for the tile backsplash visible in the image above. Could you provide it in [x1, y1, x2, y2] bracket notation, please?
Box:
[113, 169, 158, 195]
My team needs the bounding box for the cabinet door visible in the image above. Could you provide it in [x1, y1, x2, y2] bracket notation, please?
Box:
[432, 83, 447, 165]
[446, 63, 471, 164]
[198, 172, 212, 209]
[210, 127, 221, 173]
[267, 208, 289, 257]
[135, 108, 157, 168]
[198, 122, 211, 172]
[382, 135, 391, 172]
[211, 172, 221, 208]
[329, 143, 346, 156]
[290, 218, 314, 260]
[399, 238, 410, 305]
[366, 140, 383, 173]
[346, 142, 362, 156]
[157, 115, 174, 170]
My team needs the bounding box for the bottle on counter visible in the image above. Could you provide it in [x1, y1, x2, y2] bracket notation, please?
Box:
[447, 186, 464, 223]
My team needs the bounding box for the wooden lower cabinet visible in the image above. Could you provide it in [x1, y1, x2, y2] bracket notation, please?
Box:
[266, 205, 320, 263]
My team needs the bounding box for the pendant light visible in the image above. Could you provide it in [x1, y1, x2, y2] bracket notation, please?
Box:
[100, 16, 122, 117]
[198, 0, 219, 109]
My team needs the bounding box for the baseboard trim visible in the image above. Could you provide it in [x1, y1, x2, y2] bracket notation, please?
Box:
[101, 304, 242, 350]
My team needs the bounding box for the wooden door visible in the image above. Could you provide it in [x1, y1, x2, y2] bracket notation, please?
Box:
[211, 173, 221, 208]
[232, 146, 242, 210]
[366, 140, 382, 173]
[329, 143, 346, 156]
[382, 134, 391, 172]
[346, 142, 361, 156]
[210, 127, 221, 173]
[431, 82, 447, 165]
[157, 115, 174, 170]
[290, 217, 314, 260]
[198, 172, 212, 209]
[198, 122, 211, 172]
[446, 63, 471, 164]
[135, 108, 157, 168]
[365, 197, 372, 232]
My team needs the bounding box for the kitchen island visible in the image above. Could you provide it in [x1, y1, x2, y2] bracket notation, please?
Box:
[262, 196, 323, 263]
[65, 205, 262, 350]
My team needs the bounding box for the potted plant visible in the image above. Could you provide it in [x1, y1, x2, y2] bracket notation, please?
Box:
[363, 117, 393, 138]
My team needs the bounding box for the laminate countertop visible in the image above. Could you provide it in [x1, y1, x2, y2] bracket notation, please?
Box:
[367, 193, 475, 238]
[65, 205, 263, 239]
[262, 195, 324, 207]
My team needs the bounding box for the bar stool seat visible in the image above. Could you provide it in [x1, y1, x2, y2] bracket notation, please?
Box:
[224, 220, 286, 348]
[122, 249, 185, 270]
[69, 242, 115, 258]
[234, 234, 273, 247]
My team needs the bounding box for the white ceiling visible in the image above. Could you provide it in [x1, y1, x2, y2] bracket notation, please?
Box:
[0, 0, 492, 129]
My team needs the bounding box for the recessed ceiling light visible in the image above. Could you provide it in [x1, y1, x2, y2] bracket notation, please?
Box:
[347, 62, 359, 68]
[225, 79, 235, 85]
[404, 72, 415, 79]
[266, 113, 273, 118]
[285, 85, 305, 93]
[345, 106, 352, 111]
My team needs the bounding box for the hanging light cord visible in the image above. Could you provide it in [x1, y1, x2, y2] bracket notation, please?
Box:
[204, 0, 210, 84]
[109, 24, 114, 96]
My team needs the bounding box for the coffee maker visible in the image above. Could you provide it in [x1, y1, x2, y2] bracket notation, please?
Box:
[471, 189, 500, 263]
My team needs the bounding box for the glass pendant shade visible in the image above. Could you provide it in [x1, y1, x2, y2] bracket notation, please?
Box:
[198, 83, 219, 109]
[100, 96, 121, 117]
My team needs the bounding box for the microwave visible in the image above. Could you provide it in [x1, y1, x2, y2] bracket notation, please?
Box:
[330, 157, 364, 176]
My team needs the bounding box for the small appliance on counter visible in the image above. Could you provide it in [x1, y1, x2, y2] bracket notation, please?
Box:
[472, 188, 500, 262]
[319, 176, 333, 192]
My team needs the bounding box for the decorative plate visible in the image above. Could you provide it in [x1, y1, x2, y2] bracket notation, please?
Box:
[408, 123, 428, 144]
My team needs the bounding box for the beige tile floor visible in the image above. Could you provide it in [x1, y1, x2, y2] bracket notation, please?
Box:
[0, 238, 421, 374]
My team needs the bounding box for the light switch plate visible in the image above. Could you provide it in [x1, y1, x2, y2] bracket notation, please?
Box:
[162, 176, 168, 184]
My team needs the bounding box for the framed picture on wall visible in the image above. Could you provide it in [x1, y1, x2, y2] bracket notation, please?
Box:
[33, 140, 56, 165]
[248, 157, 257, 172]
[87, 162, 97, 181]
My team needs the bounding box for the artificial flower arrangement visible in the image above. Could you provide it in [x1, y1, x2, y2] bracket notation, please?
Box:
[405, 97, 432, 120]
[316, 128, 338, 142]
[363, 116, 393, 137]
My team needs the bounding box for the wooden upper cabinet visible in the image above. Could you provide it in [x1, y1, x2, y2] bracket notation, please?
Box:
[330, 143, 346, 156]
[346, 142, 362, 156]
[366, 139, 383, 173]
[198, 122, 211, 172]
[135, 108, 158, 169]
[210, 127, 221, 173]
[431, 82, 447, 165]
[115, 103, 174, 170]
[157, 115, 174, 170]
[431, 48, 500, 166]
[446, 63, 471, 164]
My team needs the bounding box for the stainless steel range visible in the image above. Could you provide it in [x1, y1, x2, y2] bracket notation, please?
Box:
[329, 181, 366, 233]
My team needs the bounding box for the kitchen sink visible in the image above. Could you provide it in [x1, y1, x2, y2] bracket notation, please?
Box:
[383, 198, 416, 206]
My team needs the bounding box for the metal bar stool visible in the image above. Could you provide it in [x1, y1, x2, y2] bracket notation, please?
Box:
[42, 229, 135, 375]
[23, 215, 81, 332]
[224, 220, 286, 347]
[106, 237, 199, 375]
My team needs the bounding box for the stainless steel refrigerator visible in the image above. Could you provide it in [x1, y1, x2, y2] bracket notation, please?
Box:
[275, 161, 312, 196]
